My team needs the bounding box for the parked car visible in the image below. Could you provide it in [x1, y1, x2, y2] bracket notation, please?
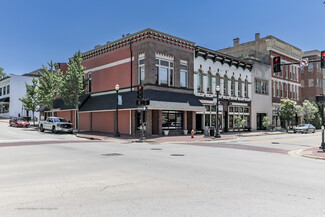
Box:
[39, 117, 73, 133]
[294, 124, 316, 134]
[9, 117, 30, 128]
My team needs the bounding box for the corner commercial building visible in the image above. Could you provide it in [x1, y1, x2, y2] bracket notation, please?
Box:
[52, 29, 204, 135]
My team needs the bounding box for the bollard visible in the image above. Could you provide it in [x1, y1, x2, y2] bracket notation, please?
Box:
[191, 129, 194, 138]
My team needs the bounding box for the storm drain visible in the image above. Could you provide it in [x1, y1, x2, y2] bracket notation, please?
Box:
[171, 154, 185, 157]
[102, 153, 123, 157]
[151, 148, 162, 150]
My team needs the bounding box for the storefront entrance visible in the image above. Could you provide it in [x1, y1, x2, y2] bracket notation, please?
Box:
[256, 113, 267, 130]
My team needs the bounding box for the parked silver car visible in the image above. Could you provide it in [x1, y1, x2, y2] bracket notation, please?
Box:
[294, 124, 316, 134]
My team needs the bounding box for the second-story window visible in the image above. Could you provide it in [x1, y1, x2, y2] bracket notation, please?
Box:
[244, 80, 248, 98]
[231, 77, 235, 96]
[224, 76, 228, 95]
[155, 58, 174, 86]
[88, 72, 92, 93]
[180, 62, 187, 88]
[3, 86, 6, 96]
[207, 72, 212, 93]
[238, 78, 242, 97]
[7, 85, 9, 94]
[197, 70, 203, 92]
[139, 56, 145, 85]
[0, 88, 2, 96]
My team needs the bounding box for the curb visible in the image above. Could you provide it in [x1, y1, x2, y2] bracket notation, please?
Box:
[293, 148, 325, 161]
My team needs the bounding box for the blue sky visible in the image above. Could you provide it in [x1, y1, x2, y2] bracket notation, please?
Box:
[1, 0, 324, 75]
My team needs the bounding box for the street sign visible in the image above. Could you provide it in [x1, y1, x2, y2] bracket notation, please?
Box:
[300, 58, 309, 67]
[137, 106, 147, 112]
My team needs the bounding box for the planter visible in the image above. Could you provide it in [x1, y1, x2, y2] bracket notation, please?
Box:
[183, 130, 188, 135]
[163, 130, 169, 136]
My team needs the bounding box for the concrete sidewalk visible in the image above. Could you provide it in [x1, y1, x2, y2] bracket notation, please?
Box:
[76, 130, 285, 144]
[296, 147, 325, 160]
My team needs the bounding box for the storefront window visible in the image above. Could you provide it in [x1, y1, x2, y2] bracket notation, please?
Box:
[162, 111, 183, 130]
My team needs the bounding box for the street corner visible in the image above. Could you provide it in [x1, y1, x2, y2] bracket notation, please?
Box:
[293, 146, 325, 161]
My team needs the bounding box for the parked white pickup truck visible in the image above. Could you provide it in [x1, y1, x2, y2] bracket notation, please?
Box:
[39, 117, 73, 133]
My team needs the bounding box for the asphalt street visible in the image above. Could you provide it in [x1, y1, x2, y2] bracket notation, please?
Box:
[0, 122, 325, 217]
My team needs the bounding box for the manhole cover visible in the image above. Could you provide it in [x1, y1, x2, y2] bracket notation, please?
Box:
[171, 154, 185, 157]
[151, 148, 162, 150]
[102, 153, 123, 157]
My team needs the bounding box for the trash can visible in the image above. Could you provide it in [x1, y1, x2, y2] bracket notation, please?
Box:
[204, 126, 210, 137]
[210, 127, 215, 136]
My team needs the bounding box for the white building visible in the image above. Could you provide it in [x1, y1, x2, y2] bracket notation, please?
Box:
[0, 73, 39, 120]
[194, 46, 253, 132]
[250, 60, 272, 130]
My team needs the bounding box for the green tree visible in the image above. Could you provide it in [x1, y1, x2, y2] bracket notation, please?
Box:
[0, 67, 6, 79]
[60, 51, 87, 132]
[299, 100, 318, 124]
[38, 61, 62, 116]
[19, 77, 39, 126]
[234, 116, 246, 131]
[279, 99, 297, 130]
[262, 116, 270, 130]
[311, 102, 322, 129]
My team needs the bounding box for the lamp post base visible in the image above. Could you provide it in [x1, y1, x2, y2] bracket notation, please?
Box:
[114, 132, 120, 137]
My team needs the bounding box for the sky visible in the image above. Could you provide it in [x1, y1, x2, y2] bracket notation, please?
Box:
[1, 0, 324, 75]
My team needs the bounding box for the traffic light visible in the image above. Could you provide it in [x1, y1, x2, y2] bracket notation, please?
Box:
[137, 85, 143, 100]
[321, 51, 325, 69]
[273, 56, 281, 73]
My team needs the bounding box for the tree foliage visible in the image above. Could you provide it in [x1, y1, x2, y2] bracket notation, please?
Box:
[19, 77, 39, 126]
[279, 99, 297, 127]
[60, 51, 86, 132]
[262, 116, 270, 130]
[38, 61, 62, 116]
[0, 67, 6, 79]
[299, 100, 318, 123]
[234, 116, 246, 130]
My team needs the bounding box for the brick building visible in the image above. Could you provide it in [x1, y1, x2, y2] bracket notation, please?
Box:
[301, 50, 324, 102]
[51, 29, 204, 135]
[218, 33, 303, 128]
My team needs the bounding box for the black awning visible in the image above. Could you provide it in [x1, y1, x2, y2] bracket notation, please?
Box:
[52, 94, 90, 110]
[79, 89, 204, 112]
[0, 97, 10, 102]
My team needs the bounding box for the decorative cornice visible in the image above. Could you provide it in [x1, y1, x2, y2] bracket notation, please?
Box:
[83, 29, 196, 60]
[195, 46, 253, 71]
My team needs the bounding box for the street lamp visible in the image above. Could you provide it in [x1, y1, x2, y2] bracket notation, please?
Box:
[114, 84, 120, 137]
[215, 85, 221, 138]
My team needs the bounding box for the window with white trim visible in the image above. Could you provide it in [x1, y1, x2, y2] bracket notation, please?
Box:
[155, 56, 174, 86]
[207, 72, 212, 93]
[88, 72, 92, 93]
[139, 55, 145, 85]
[180, 61, 187, 88]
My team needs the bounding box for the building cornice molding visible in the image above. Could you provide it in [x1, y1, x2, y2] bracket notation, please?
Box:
[83, 29, 195, 60]
[195, 46, 253, 71]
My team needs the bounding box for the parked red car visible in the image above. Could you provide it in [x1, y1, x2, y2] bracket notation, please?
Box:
[9, 117, 30, 128]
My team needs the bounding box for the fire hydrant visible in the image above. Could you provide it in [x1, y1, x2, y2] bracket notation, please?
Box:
[191, 129, 195, 138]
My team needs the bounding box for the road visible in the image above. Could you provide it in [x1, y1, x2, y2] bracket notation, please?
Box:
[0, 121, 325, 217]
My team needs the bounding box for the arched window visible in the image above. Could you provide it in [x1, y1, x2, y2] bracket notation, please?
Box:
[224, 75, 228, 95]
[231, 77, 235, 96]
[197, 70, 203, 92]
[238, 78, 242, 97]
[207, 72, 212, 93]
[244, 80, 249, 97]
